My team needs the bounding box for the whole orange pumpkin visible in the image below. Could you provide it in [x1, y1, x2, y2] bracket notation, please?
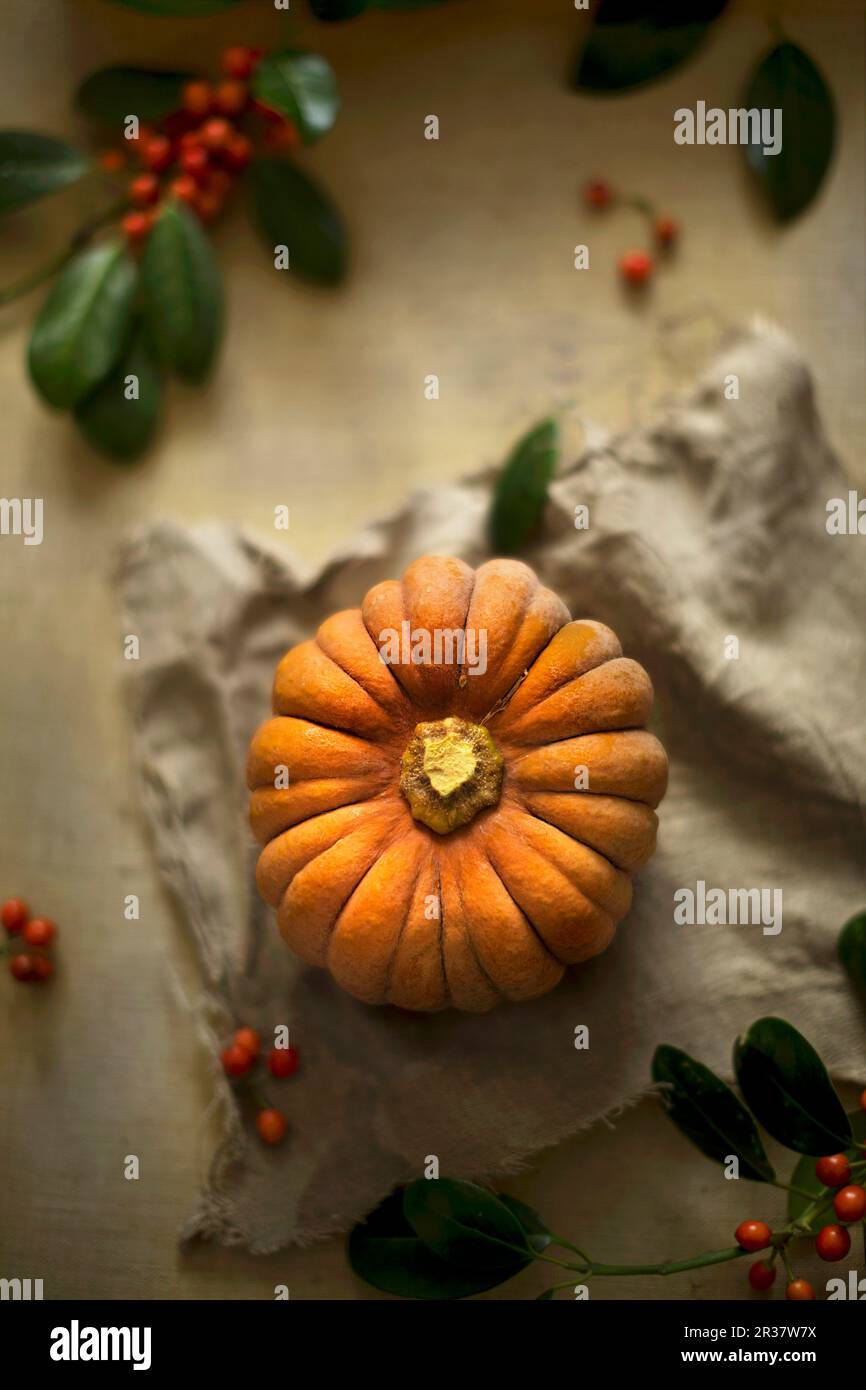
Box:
[247, 556, 667, 1012]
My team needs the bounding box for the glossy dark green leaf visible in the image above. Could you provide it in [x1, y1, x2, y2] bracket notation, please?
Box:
[733, 1017, 853, 1157]
[74, 322, 162, 461]
[403, 1179, 531, 1271]
[309, 0, 367, 18]
[105, 0, 241, 14]
[248, 158, 347, 286]
[488, 418, 558, 555]
[347, 1189, 519, 1299]
[838, 910, 866, 997]
[0, 131, 90, 213]
[787, 1109, 866, 1225]
[28, 240, 137, 410]
[497, 1194, 552, 1253]
[141, 201, 223, 382]
[743, 42, 835, 222]
[77, 67, 194, 125]
[252, 51, 339, 146]
[653, 1044, 774, 1182]
[573, 1, 728, 94]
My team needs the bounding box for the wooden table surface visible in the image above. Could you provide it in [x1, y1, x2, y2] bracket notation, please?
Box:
[0, 0, 863, 1299]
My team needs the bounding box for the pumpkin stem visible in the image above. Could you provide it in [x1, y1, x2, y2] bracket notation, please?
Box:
[400, 716, 504, 834]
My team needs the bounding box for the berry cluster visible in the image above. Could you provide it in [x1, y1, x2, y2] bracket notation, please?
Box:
[2, 897, 58, 983]
[583, 179, 679, 286]
[735, 1104, 866, 1300]
[220, 1025, 300, 1146]
[97, 47, 300, 246]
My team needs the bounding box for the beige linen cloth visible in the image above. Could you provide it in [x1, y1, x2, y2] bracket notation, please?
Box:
[117, 323, 866, 1252]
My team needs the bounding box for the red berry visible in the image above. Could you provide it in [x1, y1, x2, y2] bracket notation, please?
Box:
[655, 215, 679, 248]
[30, 955, 54, 983]
[223, 134, 253, 171]
[23, 917, 56, 948]
[221, 1042, 254, 1078]
[735, 1220, 772, 1252]
[234, 1027, 261, 1058]
[207, 169, 233, 198]
[215, 80, 247, 118]
[98, 149, 127, 173]
[256, 1108, 288, 1145]
[141, 135, 173, 173]
[9, 953, 34, 981]
[129, 173, 159, 207]
[263, 120, 301, 154]
[181, 80, 213, 118]
[2, 898, 29, 933]
[859, 1087, 866, 1115]
[221, 46, 261, 80]
[815, 1153, 851, 1188]
[252, 99, 285, 126]
[122, 210, 153, 244]
[786, 1279, 816, 1301]
[267, 1045, 299, 1079]
[748, 1260, 776, 1291]
[584, 179, 612, 209]
[833, 1184, 866, 1223]
[180, 145, 210, 181]
[200, 118, 233, 152]
[170, 174, 198, 204]
[193, 189, 222, 223]
[815, 1223, 851, 1262]
[619, 249, 654, 286]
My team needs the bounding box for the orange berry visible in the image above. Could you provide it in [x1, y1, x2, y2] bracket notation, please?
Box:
[221, 46, 261, 80]
[2, 898, 29, 933]
[97, 149, 127, 173]
[214, 80, 247, 118]
[619, 249, 654, 285]
[221, 1042, 254, 1078]
[200, 117, 233, 151]
[181, 80, 213, 118]
[129, 173, 159, 207]
[223, 133, 252, 171]
[786, 1279, 816, 1301]
[122, 210, 153, 243]
[234, 1027, 261, 1058]
[23, 917, 56, 948]
[170, 174, 198, 204]
[256, 1108, 288, 1145]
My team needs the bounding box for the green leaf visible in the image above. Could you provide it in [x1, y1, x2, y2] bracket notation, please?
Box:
[787, 1109, 866, 1225]
[573, 1, 729, 94]
[838, 910, 866, 997]
[347, 1189, 520, 1299]
[77, 67, 194, 125]
[733, 1017, 853, 1157]
[403, 1179, 531, 1271]
[141, 201, 223, 382]
[28, 240, 138, 410]
[743, 42, 835, 223]
[488, 418, 558, 555]
[652, 1044, 774, 1182]
[74, 321, 162, 461]
[105, 0, 241, 14]
[248, 158, 347, 286]
[309, 0, 367, 18]
[0, 131, 90, 213]
[252, 50, 339, 146]
[497, 1194, 552, 1253]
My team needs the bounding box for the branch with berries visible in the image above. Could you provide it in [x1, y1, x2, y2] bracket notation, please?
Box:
[349, 911, 866, 1300]
[0, 46, 346, 461]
